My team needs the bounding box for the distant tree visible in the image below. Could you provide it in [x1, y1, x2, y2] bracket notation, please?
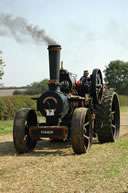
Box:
[13, 79, 48, 95]
[104, 60, 128, 95]
[13, 90, 23, 95]
[0, 51, 5, 81]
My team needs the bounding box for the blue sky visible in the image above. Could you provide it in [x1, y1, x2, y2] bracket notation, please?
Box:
[0, 0, 128, 86]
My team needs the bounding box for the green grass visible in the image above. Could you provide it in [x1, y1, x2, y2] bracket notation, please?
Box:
[106, 167, 120, 178]
[119, 95, 128, 106]
[120, 106, 128, 112]
[0, 120, 13, 135]
[0, 116, 46, 135]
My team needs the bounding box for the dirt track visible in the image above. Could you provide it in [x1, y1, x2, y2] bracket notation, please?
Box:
[0, 112, 128, 193]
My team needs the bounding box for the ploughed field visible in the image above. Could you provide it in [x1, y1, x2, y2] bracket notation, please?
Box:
[0, 110, 128, 193]
[0, 89, 26, 96]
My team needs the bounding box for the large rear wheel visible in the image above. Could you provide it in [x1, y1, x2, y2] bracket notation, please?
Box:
[95, 91, 120, 143]
[91, 69, 103, 104]
[71, 107, 92, 154]
[13, 108, 37, 153]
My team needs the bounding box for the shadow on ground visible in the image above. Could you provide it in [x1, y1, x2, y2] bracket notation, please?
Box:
[2, 133, 127, 157]
[0, 139, 73, 157]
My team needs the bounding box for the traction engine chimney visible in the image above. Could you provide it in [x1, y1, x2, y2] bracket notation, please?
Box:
[48, 45, 61, 91]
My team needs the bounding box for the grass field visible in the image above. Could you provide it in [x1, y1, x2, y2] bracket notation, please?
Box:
[0, 109, 128, 193]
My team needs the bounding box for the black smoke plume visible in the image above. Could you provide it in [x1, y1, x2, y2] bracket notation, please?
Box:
[0, 13, 57, 45]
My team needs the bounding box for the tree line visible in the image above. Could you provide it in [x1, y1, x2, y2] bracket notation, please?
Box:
[104, 60, 128, 95]
[13, 79, 48, 95]
[0, 51, 128, 95]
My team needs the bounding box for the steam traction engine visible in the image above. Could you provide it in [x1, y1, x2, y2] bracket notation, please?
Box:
[13, 45, 120, 154]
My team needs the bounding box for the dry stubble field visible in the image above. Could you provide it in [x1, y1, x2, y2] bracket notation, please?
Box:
[0, 111, 128, 193]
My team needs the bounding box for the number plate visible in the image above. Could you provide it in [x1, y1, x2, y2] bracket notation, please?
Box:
[29, 126, 68, 139]
[46, 109, 54, 116]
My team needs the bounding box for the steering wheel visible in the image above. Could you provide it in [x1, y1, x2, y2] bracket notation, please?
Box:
[91, 69, 103, 104]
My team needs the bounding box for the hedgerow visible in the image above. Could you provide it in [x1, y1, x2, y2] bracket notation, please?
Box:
[0, 95, 36, 120]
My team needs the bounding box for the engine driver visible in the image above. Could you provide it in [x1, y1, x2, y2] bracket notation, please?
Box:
[80, 70, 90, 94]
[80, 70, 89, 85]
[76, 70, 90, 97]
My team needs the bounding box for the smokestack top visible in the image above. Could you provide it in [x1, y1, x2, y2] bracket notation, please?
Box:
[48, 45, 61, 51]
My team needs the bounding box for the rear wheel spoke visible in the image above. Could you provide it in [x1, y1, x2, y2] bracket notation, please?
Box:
[84, 122, 89, 127]
[111, 124, 116, 129]
[83, 134, 89, 140]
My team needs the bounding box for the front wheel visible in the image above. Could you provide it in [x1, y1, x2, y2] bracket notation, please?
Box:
[71, 107, 93, 154]
[13, 108, 37, 153]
